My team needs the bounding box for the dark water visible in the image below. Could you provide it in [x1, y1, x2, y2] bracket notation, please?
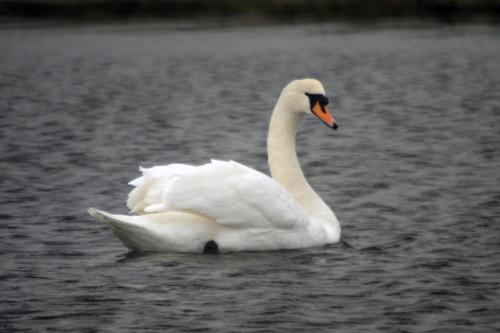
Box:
[1, 22, 500, 332]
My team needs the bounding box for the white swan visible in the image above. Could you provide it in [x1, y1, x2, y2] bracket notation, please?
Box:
[88, 79, 340, 253]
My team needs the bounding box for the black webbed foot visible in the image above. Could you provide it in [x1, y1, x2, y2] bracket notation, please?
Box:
[203, 240, 219, 254]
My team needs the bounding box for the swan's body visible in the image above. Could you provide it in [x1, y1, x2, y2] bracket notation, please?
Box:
[89, 79, 341, 252]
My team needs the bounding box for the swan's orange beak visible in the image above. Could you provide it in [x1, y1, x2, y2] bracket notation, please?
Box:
[312, 102, 338, 130]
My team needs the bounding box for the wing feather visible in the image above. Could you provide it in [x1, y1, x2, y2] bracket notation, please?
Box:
[127, 160, 309, 229]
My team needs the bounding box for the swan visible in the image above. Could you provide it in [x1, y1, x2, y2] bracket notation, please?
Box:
[88, 79, 340, 253]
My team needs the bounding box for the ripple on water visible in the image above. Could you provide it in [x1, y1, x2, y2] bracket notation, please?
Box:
[0, 22, 500, 332]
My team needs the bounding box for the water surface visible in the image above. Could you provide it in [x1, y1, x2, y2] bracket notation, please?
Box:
[1, 22, 500, 332]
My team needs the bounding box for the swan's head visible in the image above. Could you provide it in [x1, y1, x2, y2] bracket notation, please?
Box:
[281, 78, 338, 130]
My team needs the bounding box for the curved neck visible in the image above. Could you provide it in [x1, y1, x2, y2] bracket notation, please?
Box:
[266, 97, 330, 220]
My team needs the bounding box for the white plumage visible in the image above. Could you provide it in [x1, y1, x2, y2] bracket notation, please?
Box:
[127, 160, 309, 229]
[88, 79, 341, 253]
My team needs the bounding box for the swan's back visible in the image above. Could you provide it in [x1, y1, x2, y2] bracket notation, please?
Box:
[127, 160, 309, 230]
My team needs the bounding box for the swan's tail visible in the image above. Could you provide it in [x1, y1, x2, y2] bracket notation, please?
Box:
[88, 208, 166, 251]
[88, 208, 217, 252]
[88, 208, 141, 232]
[88, 207, 132, 227]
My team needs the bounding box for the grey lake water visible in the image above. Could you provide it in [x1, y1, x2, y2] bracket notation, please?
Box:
[1, 21, 499, 332]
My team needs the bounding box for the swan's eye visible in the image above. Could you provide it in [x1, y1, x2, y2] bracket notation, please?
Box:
[305, 93, 329, 109]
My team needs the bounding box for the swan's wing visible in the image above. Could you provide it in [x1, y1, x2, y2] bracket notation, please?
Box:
[127, 163, 197, 214]
[127, 160, 309, 230]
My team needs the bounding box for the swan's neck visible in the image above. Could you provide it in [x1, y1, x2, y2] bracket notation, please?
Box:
[267, 97, 336, 225]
